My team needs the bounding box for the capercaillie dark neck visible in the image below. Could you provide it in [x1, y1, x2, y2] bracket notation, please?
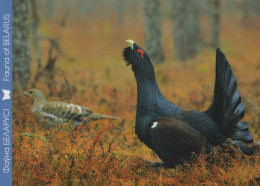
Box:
[134, 69, 180, 115]
[134, 71, 162, 112]
[134, 69, 181, 145]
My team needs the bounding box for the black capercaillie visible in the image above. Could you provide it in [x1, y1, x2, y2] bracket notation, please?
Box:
[123, 40, 254, 168]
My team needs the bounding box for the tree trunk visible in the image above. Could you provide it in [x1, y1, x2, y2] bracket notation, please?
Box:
[13, 0, 31, 90]
[144, 0, 165, 64]
[45, 0, 53, 19]
[117, 0, 125, 25]
[242, 0, 260, 25]
[172, 0, 200, 61]
[210, 0, 220, 48]
[30, 0, 42, 69]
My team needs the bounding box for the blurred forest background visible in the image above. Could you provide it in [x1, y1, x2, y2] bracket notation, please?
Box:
[13, 0, 260, 185]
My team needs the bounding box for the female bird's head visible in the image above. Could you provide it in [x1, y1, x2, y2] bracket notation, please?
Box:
[24, 89, 47, 104]
[123, 40, 155, 80]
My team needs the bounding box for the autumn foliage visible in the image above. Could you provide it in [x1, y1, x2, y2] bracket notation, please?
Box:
[13, 5, 260, 185]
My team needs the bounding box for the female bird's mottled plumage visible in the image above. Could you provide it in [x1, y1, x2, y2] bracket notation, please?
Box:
[123, 40, 254, 167]
[24, 89, 119, 127]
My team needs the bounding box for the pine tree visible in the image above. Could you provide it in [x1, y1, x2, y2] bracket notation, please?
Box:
[13, 0, 31, 89]
[144, 0, 165, 64]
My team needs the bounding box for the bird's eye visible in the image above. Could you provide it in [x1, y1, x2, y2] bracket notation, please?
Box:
[137, 49, 144, 58]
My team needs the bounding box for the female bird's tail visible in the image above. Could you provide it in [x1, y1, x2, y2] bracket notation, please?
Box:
[88, 113, 120, 121]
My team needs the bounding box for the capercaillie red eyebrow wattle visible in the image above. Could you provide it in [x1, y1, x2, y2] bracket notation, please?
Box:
[123, 40, 254, 168]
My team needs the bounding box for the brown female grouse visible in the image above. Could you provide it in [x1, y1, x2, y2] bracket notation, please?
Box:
[25, 89, 119, 127]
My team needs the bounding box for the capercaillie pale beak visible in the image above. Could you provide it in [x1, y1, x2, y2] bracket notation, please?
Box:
[126, 40, 135, 50]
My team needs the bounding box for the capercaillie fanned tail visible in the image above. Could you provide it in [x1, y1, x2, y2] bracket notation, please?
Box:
[231, 121, 253, 143]
[205, 49, 246, 138]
